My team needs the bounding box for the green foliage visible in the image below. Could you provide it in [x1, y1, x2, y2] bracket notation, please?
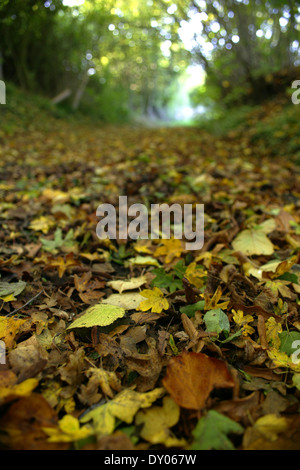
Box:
[191, 410, 243, 450]
[279, 331, 300, 356]
[203, 309, 230, 335]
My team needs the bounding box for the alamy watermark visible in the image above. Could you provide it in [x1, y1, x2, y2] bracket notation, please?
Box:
[291, 80, 300, 104]
[0, 80, 6, 104]
[96, 196, 204, 250]
[0, 340, 6, 364]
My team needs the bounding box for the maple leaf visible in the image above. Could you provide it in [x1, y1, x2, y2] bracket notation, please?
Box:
[267, 348, 300, 372]
[151, 267, 183, 293]
[264, 279, 293, 299]
[204, 285, 229, 311]
[265, 317, 282, 349]
[139, 287, 169, 314]
[184, 262, 207, 289]
[232, 309, 255, 337]
[191, 410, 243, 450]
[0, 316, 27, 348]
[29, 216, 55, 234]
[154, 239, 185, 264]
[45, 253, 81, 278]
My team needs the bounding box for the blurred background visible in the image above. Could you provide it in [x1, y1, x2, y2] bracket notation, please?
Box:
[0, 0, 300, 126]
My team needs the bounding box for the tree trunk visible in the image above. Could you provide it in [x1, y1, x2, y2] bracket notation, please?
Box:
[72, 73, 89, 111]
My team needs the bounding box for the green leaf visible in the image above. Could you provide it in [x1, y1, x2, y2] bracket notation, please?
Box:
[151, 268, 183, 293]
[169, 334, 179, 355]
[41, 228, 77, 254]
[218, 329, 242, 344]
[190, 410, 243, 450]
[279, 331, 300, 356]
[203, 308, 230, 334]
[180, 300, 205, 317]
[277, 272, 298, 284]
[67, 303, 126, 330]
[172, 260, 187, 279]
[0, 280, 27, 300]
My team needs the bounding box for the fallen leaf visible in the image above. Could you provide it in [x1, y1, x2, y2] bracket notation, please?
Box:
[67, 303, 126, 329]
[0, 280, 26, 301]
[154, 239, 185, 264]
[102, 292, 145, 310]
[107, 275, 147, 293]
[162, 351, 235, 410]
[0, 316, 27, 348]
[232, 229, 274, 256]
[135, 395, 186, 447]
[203, 308, 230, 335]
[80, 387, 165, 436]
[191, 409, 243, 450]
[139, 287, 169, 314]
[0, 378, 39, 405]
[43, 414, 92, 443]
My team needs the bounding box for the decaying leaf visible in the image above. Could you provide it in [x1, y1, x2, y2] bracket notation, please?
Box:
[162, 351, 235, 410]
[107, 275, 147, 293]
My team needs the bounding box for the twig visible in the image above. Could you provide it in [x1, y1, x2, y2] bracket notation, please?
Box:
[5, 290, 44, 317]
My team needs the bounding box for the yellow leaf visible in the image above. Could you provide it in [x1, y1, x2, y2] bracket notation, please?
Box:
[85, 367, 121, 398]
[125, 256, 160, 268]
[232, 229, 274, 256]
[135, 396, 186, 447]
[43, 414, 92, 442]
[267, 348, 300, 372]
[154, 239, 185, 264]
[0, 317, 27, 348]
[254, 414, 288, 441]
[139, 287, 169, 314]
[45, 253, 81, 278]
[80, 387, 165, 436]
[265, 317, 282, 349]
[0, 293, 16, 302]
[204, 285, 229, 311]
[102, 292, 145, 310]
[195, 251, 213, 269]
[232, 309, 255, 337]
[185, 262, 206, 289]
[29, 216, 55, 234]
[264, 280, 292, 299]
[67, 303, 126, 330]
[0, 378, 38, 404]
[42, 188, 70, 204]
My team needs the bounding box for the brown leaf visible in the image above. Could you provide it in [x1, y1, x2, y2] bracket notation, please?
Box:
[0, 394, 67, 450]
[8, 335, 48, 381]
[162, 351, 235, 410]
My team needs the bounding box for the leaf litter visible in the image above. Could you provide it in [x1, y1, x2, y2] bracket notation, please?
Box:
[0, 104, 300, 450]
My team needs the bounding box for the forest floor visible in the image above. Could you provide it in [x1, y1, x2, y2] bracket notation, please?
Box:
[0, 88, 300, 450]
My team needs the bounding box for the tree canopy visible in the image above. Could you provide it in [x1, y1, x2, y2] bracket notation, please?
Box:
[1, 0, 300, 121]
